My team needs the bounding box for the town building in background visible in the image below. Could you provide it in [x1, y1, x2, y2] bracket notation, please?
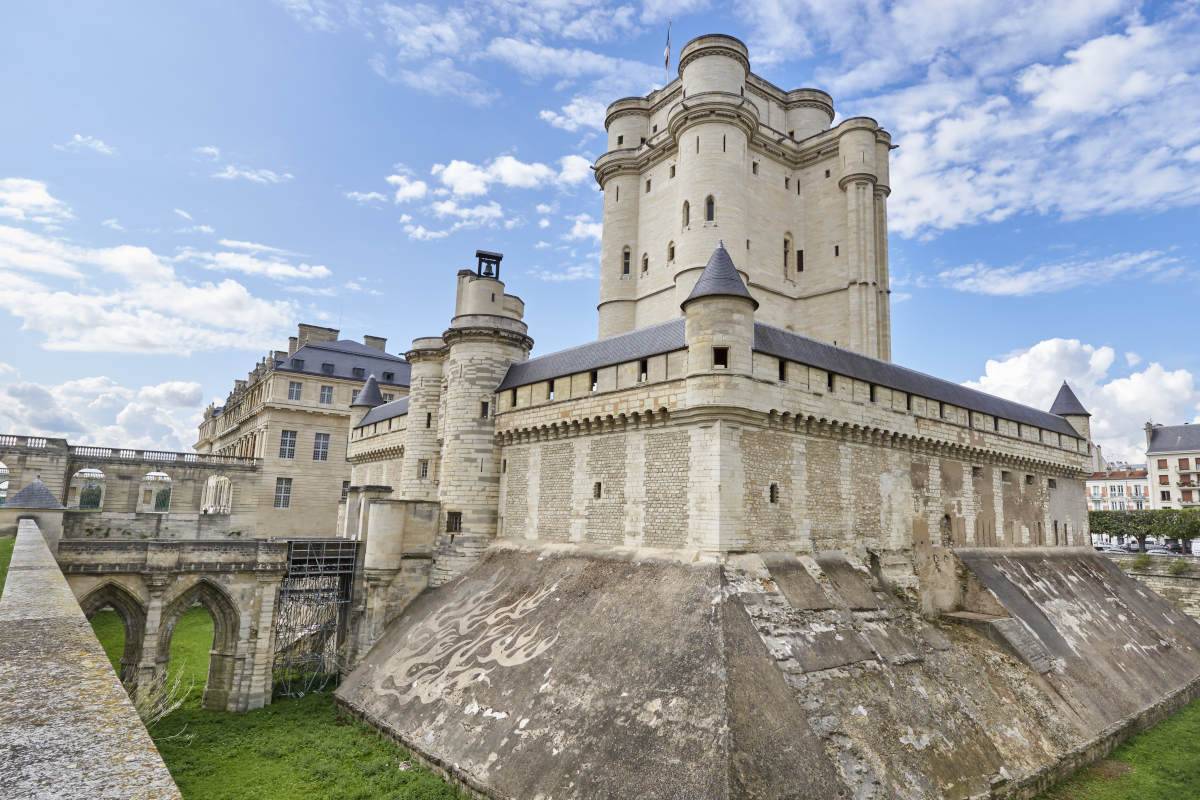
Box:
[1146, 422, 1200, 510]
[1086, 467, 1150, 511]
[193, 323, 410, 538]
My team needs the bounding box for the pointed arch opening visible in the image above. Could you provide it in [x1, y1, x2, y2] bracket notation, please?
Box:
[783, 233, 793, 277]
[682, 200, 690, 229]
[705, 195, 715, 222]
[82, 581, 146, 687]
[201, 474, 233, 514]
[157, 579, 240, 711]
[69, 467, 106, 510]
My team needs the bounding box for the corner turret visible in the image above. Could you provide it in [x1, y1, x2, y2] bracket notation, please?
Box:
[351, 374, 384, 428]
[1050, 381, 1091, 441]
[683, 243, 757, 378]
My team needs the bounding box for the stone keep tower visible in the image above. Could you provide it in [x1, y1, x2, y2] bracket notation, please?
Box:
[430, 251, 533, 586]
[594, 33, 893, 360]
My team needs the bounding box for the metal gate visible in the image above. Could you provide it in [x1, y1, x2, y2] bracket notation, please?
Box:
[272, 539, 358, 697]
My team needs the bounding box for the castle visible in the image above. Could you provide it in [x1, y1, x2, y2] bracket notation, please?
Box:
[332, 36, 1200, 800]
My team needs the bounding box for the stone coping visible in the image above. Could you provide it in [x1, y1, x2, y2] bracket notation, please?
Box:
[0, 520, 181, 800]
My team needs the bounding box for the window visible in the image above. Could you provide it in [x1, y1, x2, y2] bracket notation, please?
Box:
[869, 384, 877, 403]
[1002, 471, 1012, 483]
[291, 358, 305, 369]
[668, 241, 675, 262]
[341, 480, 350, 501]
[769, 483, 779, 504]
[827, 372, 835, 392]
[352, 367, 365, 379]
[640, 136, 646, 145]
[319, 385, 333, 404]
[641, 253, 649, 274]
[383, 371, 395, 382]
[481, 401, 490, 418]
[669, 164, 676, 178]
[321, 362, 334, 374]
[797, 249, 804, 272]
[590, 370, 599, 392]
[593, 482, 603, 499]
[425, 412, 432, 429]
[784, 177, 790, 189]
[972, 466, 984, 478]
[383, 393, 394, 402]
[1184, 490, 1193, 502]
[1048, 478, 1057, 489]
[705, 195, 715, 222]
[1160, 475, 1170, 485]
[1182, 458, 1191, 470]
[418, 459, 430, 479]
[783, 236, 791, 274]
[638, 359, 648, 382]
[617, 134, 624, 145]
[824, 169, 831, 178]
[622, 248, 631, 275]
[712, 347, 729, 369]
[548, 380, 555, 400]
[834, 245, 840, 257]
[288, 381, 302, 401]
[1025, 474, 1035, 485]
[788, 129, 795, 138]
[615, 185, 619, 202]
[695, 135, 699, 153]
[682, 201, 690, 228]
[279, 430, 297, 459]
[446, 511, 462, 532]
[313, 432, 330, 461]
[510, 388, 518, 406]
[274, 477, 292, 508]
[645, 179, 651, 193]
[1158, 459, 1168, 469]
[351, 389, 360, 404]
[722, 135, 726, 152]
[1162, 490, 1172, 501]
[778, 359, 787, 382]
[752, 161, 759, 175]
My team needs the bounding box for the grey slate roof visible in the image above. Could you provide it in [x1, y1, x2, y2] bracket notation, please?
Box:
[352, 375, 384, 408]
[1049, 382, 1089, 417]
[358, 397, 410, 427]
[496, 319, 1079, 439]
[6, 478, 65, 509]
[1147, 424, 1200, 455]
[681, 243, 758, 309]
[497, 319, 686, 392]
[275, 339, 411, 387]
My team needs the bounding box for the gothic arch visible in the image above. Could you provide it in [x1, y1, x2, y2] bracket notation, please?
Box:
[157, 578, 242, 711]
[80, 580, 146, 687]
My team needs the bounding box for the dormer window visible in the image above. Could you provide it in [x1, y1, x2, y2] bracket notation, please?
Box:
[291, 358, 304, 369]
[321, 362, 334, 374]
[382, 371, 394, 382]
[352, 367, 365, 379]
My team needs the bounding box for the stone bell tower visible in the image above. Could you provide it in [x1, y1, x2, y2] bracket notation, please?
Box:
[429, 251, 533, 586]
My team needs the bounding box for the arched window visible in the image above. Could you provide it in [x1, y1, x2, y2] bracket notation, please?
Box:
[621, 247, 631, 276]
[783, 234, 793, 276]
[667, 241, 675, 262]
[201, 475, 233, 515]
[682, 201, 690, 229]
[705, 195, 715, 222]
[69, 468, 106, 510]
[641, 253, 649, 274]
[139, 471, 172, 513]
[0, 459, 8, 507]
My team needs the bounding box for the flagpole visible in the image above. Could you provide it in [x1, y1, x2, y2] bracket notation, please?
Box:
[664, 21, 672, 81]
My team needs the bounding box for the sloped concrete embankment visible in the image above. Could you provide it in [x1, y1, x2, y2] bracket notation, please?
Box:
[0, 519, 180, 800]
[338, 545, 1200, 799]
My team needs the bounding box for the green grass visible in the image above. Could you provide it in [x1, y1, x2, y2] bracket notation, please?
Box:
[1039, 698, 1200, 799]
[0, 534, 14, 598]
[92, 605, 461, 800]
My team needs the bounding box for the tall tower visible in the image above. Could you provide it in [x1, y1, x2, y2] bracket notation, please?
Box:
[429, 251, 533, 586]
[593, 33, 893, 360]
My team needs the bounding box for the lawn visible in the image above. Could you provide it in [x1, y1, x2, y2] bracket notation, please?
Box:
[90, 606, 461, 800]
[0, 534, 13, 597]
[1038, 698, 1200, 800]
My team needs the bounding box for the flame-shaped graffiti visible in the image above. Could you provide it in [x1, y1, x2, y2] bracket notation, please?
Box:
[373, 571, 561, 706]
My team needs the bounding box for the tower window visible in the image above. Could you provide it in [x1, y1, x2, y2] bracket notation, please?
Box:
[638, 359, 648, 382]
[784, 177, 790, 189]
[615, 185, 619, 202]
[906, 394, 913, 411]
[705, 195, 715, 222]
[593, 482, 603, 499]
[827, 372, 835, 391]
[752, 161, 758, 175]
[788, 130, 795, 138]
[797, 249, 804, 272]
[825, 169, 831, 178]
[446, 511, 462, 532]
[419, 459, 430, 479]
[480, 401, 490, 418]
[641, 253, 649, 274]
[869, 384, 877, 403]
[669, 164, 676, 178]
[778, 359, 787, 382]
[590, 370, 599, 392]
[668, 241, 675, 261]
[682, 201, 690, 228]
[712, 347, 729, 369]
[645, 179, 651, 193]
[640, 136, 645, 145]
[783, 236, 792, 274]
[769, 483, 779, 504]
[834, 245, 839, 257]
[425, 412, 432, 428]
[548, 380, 555, 400]
[510, 388, 517, 406]
[695, 136, 699, 153]
[622, 248, 631, 275]
[617, 135, 624, 145]
[722, 135, 726, 152]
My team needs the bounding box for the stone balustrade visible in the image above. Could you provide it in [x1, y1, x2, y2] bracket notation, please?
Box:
[0, 519, 181, 799]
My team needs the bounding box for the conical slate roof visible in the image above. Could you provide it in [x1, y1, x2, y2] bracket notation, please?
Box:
[681, 242, 758, 310]
[1049, 381, 1090, 417]
[6, 478, 65, 510]
[351, 374, 385, 408]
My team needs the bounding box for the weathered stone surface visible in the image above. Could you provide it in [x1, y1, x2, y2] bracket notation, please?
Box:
[341, 545, 1200, 800]
[0, 520, 180, 800]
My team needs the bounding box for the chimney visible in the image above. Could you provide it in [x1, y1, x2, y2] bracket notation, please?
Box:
[288, 337, 299, 356]
[297, 323, 340, 346]
[363, 335, 388, 352]
[1145, 421, 1155, 451]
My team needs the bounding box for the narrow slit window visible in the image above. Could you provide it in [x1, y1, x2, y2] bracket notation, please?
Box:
[669, 164, 676, 178]
[617, 134, 624, 145]
[797, 249, 804, 272]
[622, 248, 631, 275]
[548, 380, 555, 400]
[827, 372, 835, 392]
[480, 401, 490, 418]
[778, 359, 787, 382]
[645, 179, 651, 193]
[593, 482, 603, 499]
[769, 483, 779, 504]
[712, 347, 729, 369]
[869, 384, 877, 403]
[834, 245, 839, 257]
[425, 412, 432, 429]
[638, 359, 648, 382]
[590, 370, 599, 392]
[705, 195, 715, 222]
[510, 388, 517, 406]
[641, 253, 649, 274]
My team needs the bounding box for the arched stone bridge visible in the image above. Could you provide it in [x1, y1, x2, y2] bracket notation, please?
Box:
[57, 539, 287, 711]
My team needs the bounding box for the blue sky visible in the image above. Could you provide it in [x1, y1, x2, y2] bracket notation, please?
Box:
[1, 1, 1198, 461]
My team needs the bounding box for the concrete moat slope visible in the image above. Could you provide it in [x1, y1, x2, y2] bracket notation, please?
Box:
[337, 546, 1200, 799]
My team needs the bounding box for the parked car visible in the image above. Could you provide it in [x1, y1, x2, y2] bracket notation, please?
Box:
[1099, 547, 1127, 554]
[1146, 548, 1174, 556]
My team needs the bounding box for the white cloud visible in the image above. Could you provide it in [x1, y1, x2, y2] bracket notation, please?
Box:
[212, 164, 295, 184]
[53, 133, 116, 156]
[101, 218, 124, 231]
[966, 337, 1200, 463]
[194, 145, 222, 160]
[403, 223, 451, 241]
[377, 3, 478, 60]
[217, 239, 299, 256]
[403, 199, 507, 240]
[0, 224, 296, 353]
[534, 240, 551, 249]
[565, 213, 602, 242]
[273, 0, 344, 31]
[1125, 352, 1142, 367]
[527, 263, 596, 282]
[540, 97, 608, 132]
[178, 224, 216, 235]
[558, 154, 592, 184]
[345, 190, 388, 205]
[937, 250, 1181, 296]
[385, 173, 429, 202]
[0, 362, 14, 374]
[0, 178, 73, 227]
[538, 218, 550, 228]
[177, 246, 331, 280]
[431, 154, 591, 197]
[0, 376, 206, 451]
[535, 203, 554, 214]
[173, 208, 193, 221]
[371, 56, 498, 106]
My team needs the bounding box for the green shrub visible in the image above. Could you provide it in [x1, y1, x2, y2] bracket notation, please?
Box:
[1132, 553, 1152, 570]
[1169, 559, 1191, 576]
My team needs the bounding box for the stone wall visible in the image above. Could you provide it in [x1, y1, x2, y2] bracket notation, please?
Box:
[0, 519, 181, 799]
[1110, 554, 1200, 618]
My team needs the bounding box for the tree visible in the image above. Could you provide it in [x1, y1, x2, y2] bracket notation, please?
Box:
[1089, 510, 1155, 548]
[1159, 509, 1200, 553]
